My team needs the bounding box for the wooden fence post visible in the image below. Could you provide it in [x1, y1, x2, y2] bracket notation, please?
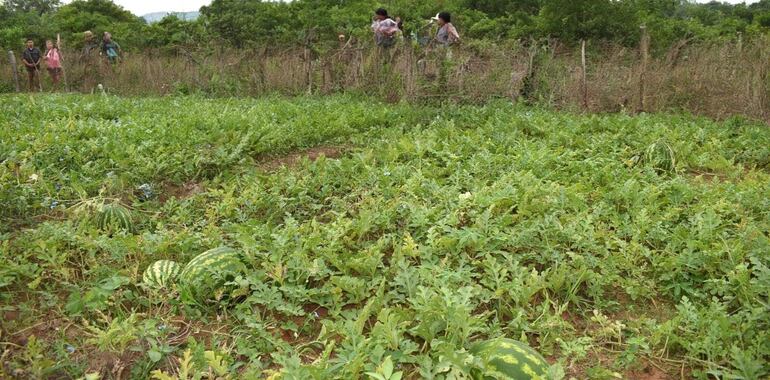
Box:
[304, 45, 312, 94]
[638, 25, 650, 112]
[58, 33, 70, 91]
[581, 39, 588, 110]
[8, 51, 20, 92]
[303, 28, 316, 95]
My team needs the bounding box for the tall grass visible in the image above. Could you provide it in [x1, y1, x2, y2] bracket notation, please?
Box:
[3, 37, 768, 122]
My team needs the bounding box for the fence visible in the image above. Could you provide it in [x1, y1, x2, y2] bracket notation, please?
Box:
[3, 35, 769, 123]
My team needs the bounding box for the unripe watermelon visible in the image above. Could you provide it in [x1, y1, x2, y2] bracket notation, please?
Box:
[179, 247, 247, 305]
[644, 140, 676, 174]
[142, 260, 182, 289]
[96, 203, 134, 233]
[471, 338, 549, 380]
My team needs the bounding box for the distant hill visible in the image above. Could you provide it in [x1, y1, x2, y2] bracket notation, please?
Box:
[142, 11, 200, 23]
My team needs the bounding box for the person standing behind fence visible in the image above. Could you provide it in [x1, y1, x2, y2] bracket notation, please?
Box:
[101, 32, 122, 65]
[44, 40, 63, 91]
[80, 30, 100, 92]
[434, 12, 460, 46]
[371, 8, 400, 48]
[22, 39, 42, 92]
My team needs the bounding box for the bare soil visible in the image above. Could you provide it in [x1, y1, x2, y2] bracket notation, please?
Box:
[258, 145, 349, 172]
[160, 181, 205, 203]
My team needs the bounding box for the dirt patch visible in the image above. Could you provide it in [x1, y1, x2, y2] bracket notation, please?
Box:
[85, 350, 140, 380]
[687, 169, 730, 182]
[303, 303, 329, 319]
[160, 181, 205, 203]
[625, 363, 676, 380]
[3, 310, 20, 322]
[7, 316, 71, 347]
[165, 317, 233, 347]
[258, 145, 349, 172]
[686, 167, 753, 183]
[564, 350, 681, 380]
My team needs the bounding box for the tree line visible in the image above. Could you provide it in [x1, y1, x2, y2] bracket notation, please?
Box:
[2, 0, 770, 54]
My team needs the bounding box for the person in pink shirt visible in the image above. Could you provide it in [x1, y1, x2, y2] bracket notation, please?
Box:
[371, 8, 400, 48]
[44, 40, 63, 90]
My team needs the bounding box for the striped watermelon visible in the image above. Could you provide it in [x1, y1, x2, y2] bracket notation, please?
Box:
[643, 140, 676, 174]
[471, 338, 549, 380]
[96, 203, 134, 233]
[179, 247, 247, 305]
[142, 260, 182, 289]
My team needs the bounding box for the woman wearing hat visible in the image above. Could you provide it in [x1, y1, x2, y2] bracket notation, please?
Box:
[434, 12, 460, 46]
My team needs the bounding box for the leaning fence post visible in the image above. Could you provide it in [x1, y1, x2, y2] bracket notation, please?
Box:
[638, 25, 650, 112]
[8, 51, 20, 92]
[581, 39, 588, 110]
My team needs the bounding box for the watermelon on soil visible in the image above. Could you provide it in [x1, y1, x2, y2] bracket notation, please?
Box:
[142, 260, 182, 289]
[471, 338, 550, 380]
[643, 140, 676, 174]
[96, 202, 134, 233]
[178, 247, 247, 305]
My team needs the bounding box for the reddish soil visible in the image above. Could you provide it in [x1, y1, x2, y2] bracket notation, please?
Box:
[164, 316, 233, 347]
[303, 303, 329, 319]
[85, 351, 141, 380]
[6, 315, 70, 347]
[626, 364, 677, 380]
[160, 180, 205, 202]
[3, 310, 20, 322]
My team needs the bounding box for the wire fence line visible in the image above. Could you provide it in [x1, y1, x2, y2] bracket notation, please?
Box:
[3, 37, 768, 122]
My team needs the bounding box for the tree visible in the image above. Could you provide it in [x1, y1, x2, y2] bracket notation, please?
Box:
[4, 0, 60, 15]
[144, 15, 207, 52]
[538, 0, 639, 44]
[460, 0, 540, 17]
[201, 0, 299, 47]
[51, 0, 146, 48]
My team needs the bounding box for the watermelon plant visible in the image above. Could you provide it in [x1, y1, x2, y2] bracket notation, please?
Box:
[1, 94, 769, 379]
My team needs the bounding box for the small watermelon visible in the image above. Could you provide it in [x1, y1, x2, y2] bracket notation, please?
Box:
[471, 338, 549, 380]
[178, 247, 247, 305]
[643, 140, 676, 174]
[96, 203, 134, 233]
[142, 260, 182, 289]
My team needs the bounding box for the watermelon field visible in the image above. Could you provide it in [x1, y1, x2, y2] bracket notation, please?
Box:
[1, 94, 770, 379]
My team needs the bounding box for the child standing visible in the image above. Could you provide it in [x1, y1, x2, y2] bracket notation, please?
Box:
[44, 40, 63, 90]
[101, 32, 121, 65]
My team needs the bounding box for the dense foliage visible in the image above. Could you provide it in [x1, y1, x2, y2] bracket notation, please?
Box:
[1, 94, 769, 378]
[2, 0, 770, 53]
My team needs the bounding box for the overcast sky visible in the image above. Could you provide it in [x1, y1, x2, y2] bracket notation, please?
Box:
[104, 0, 210, 16]
[72, 0, 761, 17]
